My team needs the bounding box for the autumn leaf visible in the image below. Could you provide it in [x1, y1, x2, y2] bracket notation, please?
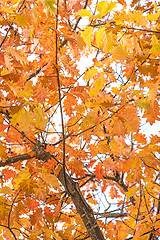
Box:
[14, 12, 32, 27]
[11, 108, 34, 132]
[34, 185, 48, 201]
[44, 159, 57, 172]
[130, 0, 140, 7]
[19, 179, 38, 195]
[40, 0, 56, 14]
[0, 143, 7, 160]
[33, 105, 48, 129]
[117, 0, 127, 6]
[40, 170, 60, 189]
[26, 197, 40, 211]
[81, 26, 93, 45]
[13, 168, 31, 189]
[54, 200, 61, 216]
[0, 196, 9, 218]
[150, 35, 160, 56]
[96, 1, 117, 18]
[7, 47, 28, 65]
[0, 0, 160, 239]
[77, 9, 91, 17]
[94, 162, 104, 181]
[3, 169, 16, 181]
[109, 186, 118, 199]
[113, 45, 129, 60]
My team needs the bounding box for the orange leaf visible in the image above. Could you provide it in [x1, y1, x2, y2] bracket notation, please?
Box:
[117, 0, 127, 7]
[3, 169, 16, 181]
[54, 201, 62, 216]
[94, 162, 104, 181]
[109, 186, 118, 199]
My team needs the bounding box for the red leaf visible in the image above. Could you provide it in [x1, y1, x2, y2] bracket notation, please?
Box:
[4, 169, 15, 181]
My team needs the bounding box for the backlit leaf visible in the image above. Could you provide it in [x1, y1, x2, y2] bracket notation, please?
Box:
[77, 9, 91, 17]
[81, 26, 93, 45]
[96, 1, 116, 18]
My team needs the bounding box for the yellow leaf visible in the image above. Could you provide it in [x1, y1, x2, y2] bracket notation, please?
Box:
[33, 106, 48, 129]
[40, 168, 60, 189]
[113, 45, 129, 60]
[96, 1, 116, 18]
[19, 178, 38, 195]
[0, 196, 9, 218]
[151, 35, 160, 56]
[135, 97, 150, 113]
[77, 9, 91, 17]
[13, 0, 20, 3]
[13, 168, 31, 190]
[20, 81, 33, 99]
[44, 229, 62, 239]
[7, 81, 21, 97]
[104, 32, 116, 53]
[128, 11, 147, 27]
[81, 26, 93, 45]
[11, 108, 34, 132]
[147, 12, 160, 21]
[83, 68, 98, 82]
[95, 27, 106, 48]
[89, 76, 105, 96]
[29, 235, 39, 240]
[29, 229, 43, 240]
[31, 7, 37, 22]
[111, 87, 120, 95]
[1, 7, 15, 14]
[126, 187, 138, 199]
[14, 13, 31, 27]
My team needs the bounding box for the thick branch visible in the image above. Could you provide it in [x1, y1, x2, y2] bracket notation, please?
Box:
[57, 168, 105, 240]
[0, 154, 31, 167]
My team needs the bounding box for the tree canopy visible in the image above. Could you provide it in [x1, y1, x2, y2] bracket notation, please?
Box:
[0, 0, 160, 239]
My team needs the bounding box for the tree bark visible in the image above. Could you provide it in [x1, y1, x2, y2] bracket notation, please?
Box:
[57, 168, 105, 240]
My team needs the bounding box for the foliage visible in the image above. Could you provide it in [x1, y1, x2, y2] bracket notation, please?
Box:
[0, 0, 160, 239]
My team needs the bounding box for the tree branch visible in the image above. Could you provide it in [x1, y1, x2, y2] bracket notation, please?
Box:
[57, 168, 105, 240]
[0, 154, 32, 167]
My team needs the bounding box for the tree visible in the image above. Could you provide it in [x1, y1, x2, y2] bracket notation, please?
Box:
[0, 0, 160, 239]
